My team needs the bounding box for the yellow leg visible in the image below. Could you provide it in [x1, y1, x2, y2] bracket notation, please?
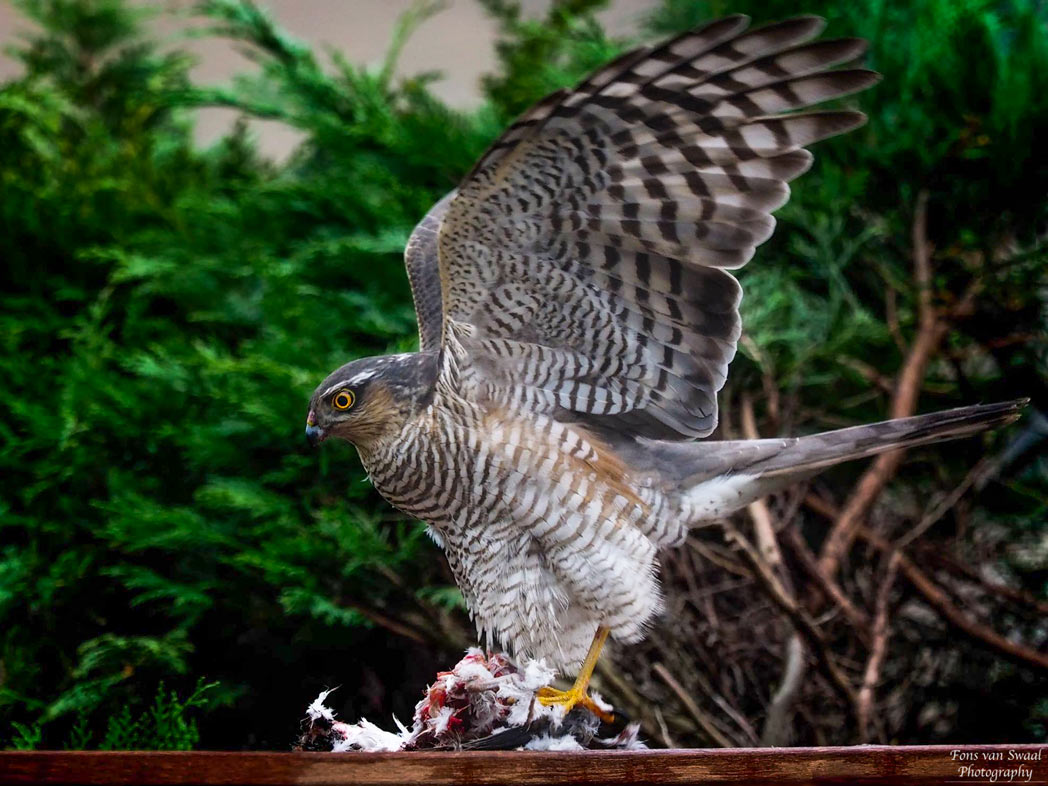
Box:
[536, 626, 614, 722]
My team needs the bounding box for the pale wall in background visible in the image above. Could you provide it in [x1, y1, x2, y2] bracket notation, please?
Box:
[0, 0, 658, 159]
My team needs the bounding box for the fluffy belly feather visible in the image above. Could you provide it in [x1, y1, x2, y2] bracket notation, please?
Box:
[361, 397, 671, 668]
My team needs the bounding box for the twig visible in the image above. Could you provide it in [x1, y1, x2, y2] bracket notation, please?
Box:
[819, 190, 953, 579]
[912, 189, 935, 317]
[653, 663, 735, 748]
[741, 395, 785, 570]
[839, 357, 895, 394]
[780, 527, 871, 633]
[803, 492, 840, 522]
[917, 547, 1048, 616]
[804, 495, 1048, 672]
[740, 336, 781, 430]
[760, 634, 806, 746]
[721, 523, 858, 711]
[857, 551, 900, 742]
[740, 396, 808, 746]
[343, 601, 428, 644]
[653, 704, 676, 749]
[597, 652, 730, 745]
[687, 547, 722, 629]
[858, 528, 1048, 673]
[884, 283, 907, 354]
[894, 456, 989, 549]
[688, 538, 751, 578]
[688, 668, 760, 746]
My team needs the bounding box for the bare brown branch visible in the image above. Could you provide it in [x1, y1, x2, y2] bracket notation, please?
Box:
[895, 456, 988, 549]
[884, 280, 908, 354]
[858, 529, 1048, 673]
[653, 663, 735, 747]
[803, 496, 1048, 673]
[918, 547, 1048, 616]
[721, 522, 858, 711]
[818, 190, 952, 579]
[780, 527, 870, 633]
[761, 634, 806, 746]
[343, 601, 429, 644]
[741, 395, 784, 571]
[839, 357, 896, 394]
[857, 551, 900, 741]
[653, 705, 677, 749]
[740, 396, 809, 746]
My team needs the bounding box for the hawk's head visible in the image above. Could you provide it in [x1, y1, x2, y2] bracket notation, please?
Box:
[306, 352, 437, 451]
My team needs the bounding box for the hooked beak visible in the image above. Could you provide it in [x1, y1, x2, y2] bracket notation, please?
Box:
[305, 409, 326, 447]
[305, 424, 325, 447]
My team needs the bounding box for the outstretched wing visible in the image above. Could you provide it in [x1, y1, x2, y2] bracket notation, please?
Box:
[435, 15, 878, 439]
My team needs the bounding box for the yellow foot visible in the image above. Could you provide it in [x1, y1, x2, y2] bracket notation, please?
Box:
[536, 685, 615, 723]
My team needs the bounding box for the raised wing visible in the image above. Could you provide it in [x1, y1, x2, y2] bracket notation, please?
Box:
[404, 191, 455, 352]
[436, 15, 877, 439]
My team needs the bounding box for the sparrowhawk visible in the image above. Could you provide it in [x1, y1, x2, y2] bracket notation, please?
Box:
[306, 15, 1024, 718]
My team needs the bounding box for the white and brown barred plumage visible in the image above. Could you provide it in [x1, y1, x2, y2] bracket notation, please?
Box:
[306, 16, 1024, 668]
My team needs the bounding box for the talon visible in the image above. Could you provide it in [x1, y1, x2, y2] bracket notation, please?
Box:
[536, 685, 577, 705]
[536, 685, 615, 723]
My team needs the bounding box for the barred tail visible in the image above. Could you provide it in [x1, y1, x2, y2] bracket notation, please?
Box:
[668, 400, 1027, 529]
[741, 399, 1028, 480]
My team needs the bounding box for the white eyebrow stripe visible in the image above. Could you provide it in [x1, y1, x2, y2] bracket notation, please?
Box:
[348, 371, 377, 385]
[321, 370, 377, 398]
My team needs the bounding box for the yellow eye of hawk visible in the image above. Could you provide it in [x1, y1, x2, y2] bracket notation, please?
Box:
[333, 390, 355, 410]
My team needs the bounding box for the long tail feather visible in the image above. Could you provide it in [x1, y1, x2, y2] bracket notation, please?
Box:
[744, 399, 1028, 478]
[667, 400, 1026, 533]
[654, 399, 1028, 489]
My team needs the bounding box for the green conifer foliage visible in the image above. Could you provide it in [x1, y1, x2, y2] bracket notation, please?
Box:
[0, 0, 1044, 748]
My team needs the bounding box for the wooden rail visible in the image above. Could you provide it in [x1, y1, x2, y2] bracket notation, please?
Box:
[1, 745, 1045, 785]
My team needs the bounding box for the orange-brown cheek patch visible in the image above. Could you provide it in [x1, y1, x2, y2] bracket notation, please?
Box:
[337, 384, 406, 447]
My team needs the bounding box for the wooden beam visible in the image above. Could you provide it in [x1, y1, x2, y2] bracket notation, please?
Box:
[1, 745, 1045, 785]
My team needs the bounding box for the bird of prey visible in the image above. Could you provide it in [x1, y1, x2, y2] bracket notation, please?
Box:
[306, 15, 1023, 718]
